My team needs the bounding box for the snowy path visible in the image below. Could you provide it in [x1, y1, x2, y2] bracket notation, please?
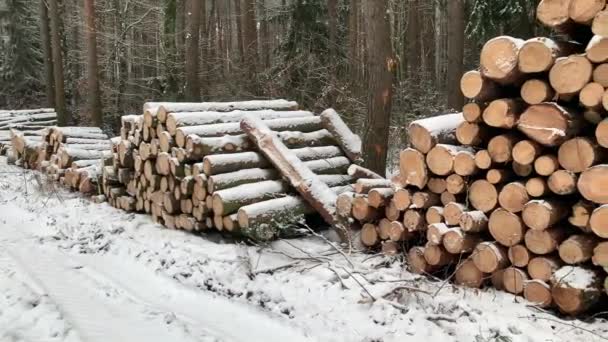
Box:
[0, 203, 311, 342]
[1, 158, 607, 342]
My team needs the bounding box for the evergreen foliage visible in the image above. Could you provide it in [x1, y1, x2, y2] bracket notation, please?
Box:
[0, 0, 43, 106]
[466, 0, 538, 44]
[268, 0, 334, 108]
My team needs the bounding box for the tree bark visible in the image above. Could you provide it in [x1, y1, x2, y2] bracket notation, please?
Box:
[406, 0, 421, 80]
[243, 0, 258, 83]
[185, 0, 202, 101]
[39, 0, 55, 108]
[48, 0, 68, 125]
[234, 0, 245, 63]
[84, 0, 103, 127]
[361, 0, 394, 175]
[446, 0, 465, 109]
[348, 0, 359, 82]
[328, 0, 338, 62]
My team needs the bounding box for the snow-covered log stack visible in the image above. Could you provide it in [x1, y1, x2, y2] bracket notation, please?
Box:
[0, 108, 57, 156]
[9, 129, 46, 168]
[102, 100, 364, 240]
[32, 126, 111, 194]
[341, 1, 608, 316]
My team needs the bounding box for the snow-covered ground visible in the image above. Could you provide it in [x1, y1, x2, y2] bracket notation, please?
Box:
[0, 157, 606, 342]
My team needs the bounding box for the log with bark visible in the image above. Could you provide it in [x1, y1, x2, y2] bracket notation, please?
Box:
[551, 266, 602, 315]
[143, 99, 299, 126]
[407, 113, 464, 154]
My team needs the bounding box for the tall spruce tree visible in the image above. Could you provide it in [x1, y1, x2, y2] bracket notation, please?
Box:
[0, 0, 42, 107]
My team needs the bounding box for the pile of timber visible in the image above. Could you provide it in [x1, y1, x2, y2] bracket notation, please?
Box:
[11, 126, 111, 195]
[0, 108, 57, 156]
[101, 100, 365, 240]
[343, 1, 608, 316]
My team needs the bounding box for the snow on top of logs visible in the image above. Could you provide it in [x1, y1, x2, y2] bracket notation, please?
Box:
[240, 114, 338, 218]
[121, 114, 143, 125]
[47, 126, 104, 135]
[409, 112, 464, 133]
[143, 99, 299, 116]
[110, 136, 121, 145]
[320, 109, 362, 163]
[165, 110, 314, 132]
[0, 108, 55, 118]
[552, 266, 599, 289]
[0, 112, 58, 125]
[8, 128, 45, 138]
[408, 112, 464, 154]
[237, 196, 311, 224]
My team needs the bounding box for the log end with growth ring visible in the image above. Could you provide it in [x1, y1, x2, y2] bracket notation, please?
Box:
[503, 267, 529, 294]
[549, 56, 592, 95]
[569, 0, 605, 24]
[578, 165, 608, 204]
[473, 242, 508, 273]
[480, 36, 524, 84]
[455, 259, 485, 288]
[489, 208, 525, 247]
[468, 180, 498, 213]
[524, 280, 553, 308]
[518, 38, 558, 73]
[537, 0, 571, 28]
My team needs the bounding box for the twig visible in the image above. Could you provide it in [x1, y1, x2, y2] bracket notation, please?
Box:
[303, 225, 355, 269]
[379, 285, 431, 297]
[327, 265, 350, 290]
[376, 298, 409, 312]
[338, 265, 376, 301]
[431, 253, 468, 297]
[281, 240, 333, 262]
[252, 261, 302, 275]
[524, 315, 608, 341]
[426, 314, 458, 323]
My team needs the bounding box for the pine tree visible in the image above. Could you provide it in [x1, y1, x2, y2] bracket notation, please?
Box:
[0, 0, 43, 107]
[275, 0, 332, 106]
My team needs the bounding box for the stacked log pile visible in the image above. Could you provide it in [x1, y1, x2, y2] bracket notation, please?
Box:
[11, 126, 111, 195]
[343, 1, 608, 315]
[0, 108, 57, 157]
[102, 100, 364, 241]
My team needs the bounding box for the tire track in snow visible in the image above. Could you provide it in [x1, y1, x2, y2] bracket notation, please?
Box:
[0, 247, 82, 342]
[0, 194, 312, 342]
[7, 247, 191, 342]
[73, 253, 313, 342]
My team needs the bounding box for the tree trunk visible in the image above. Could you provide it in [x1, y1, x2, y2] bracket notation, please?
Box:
[348, 0, 359, 82]
[185, 0, 202, 101]
[259, 0, 270, 69]
[39, 0, 55, 108]
[328, 0, 338, 62]
[84, 0, 103, 127]
[48, 0, 68, 125]
[362, 0, 394, 175]
[434, 0, 447, 90]
[446, 0, 465, 109]
[234, 0, 244, 63]
[406, 0, 421, 80]
[243, 0, 258, 83]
